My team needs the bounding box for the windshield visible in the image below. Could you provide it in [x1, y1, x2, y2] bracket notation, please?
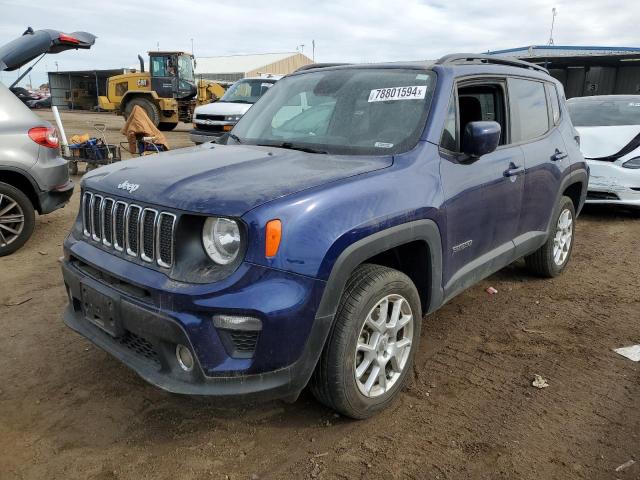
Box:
[568, 98, 640, 127]
[221, 79, 276, 104]
[178, 55, 194, 81]
[229, 68, 436, 155]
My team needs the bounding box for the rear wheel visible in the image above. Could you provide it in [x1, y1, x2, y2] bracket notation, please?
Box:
[525, 195, 576, 277]
[310, 264, 421, 419]
[158, 122, 178, 131]
[123, 97, 160, 126]
[0, 182, 35, 256]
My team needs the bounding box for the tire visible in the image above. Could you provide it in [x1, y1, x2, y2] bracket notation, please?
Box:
[68, 161, 78, 175]
[0, 182, 36, 256]
[158, 122, 178, 131]
[525, 195, 576, 277]
[310, 264, 422, 419]
[123, 97, 160, 126]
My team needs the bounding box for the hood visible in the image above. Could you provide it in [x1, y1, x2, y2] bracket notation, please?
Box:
[0, 27, 96, 71]
[576, 125, 640, 159]
[83, 144, 392, 216]
[194, 101, 252, 116]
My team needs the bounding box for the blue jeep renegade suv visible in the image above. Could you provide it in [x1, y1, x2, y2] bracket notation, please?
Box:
[61, 54, 588, 418]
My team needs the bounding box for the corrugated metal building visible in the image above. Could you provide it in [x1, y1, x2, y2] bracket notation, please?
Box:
[195, 52, 313, 82]
[488, 46, 640, 98]
[48, 68, 127, 110]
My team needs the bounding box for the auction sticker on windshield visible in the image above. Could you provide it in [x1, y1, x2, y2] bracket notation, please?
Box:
[368, 86, 427, 102]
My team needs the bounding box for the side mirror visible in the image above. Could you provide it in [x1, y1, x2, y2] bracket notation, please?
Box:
[461, 121, 501, 158]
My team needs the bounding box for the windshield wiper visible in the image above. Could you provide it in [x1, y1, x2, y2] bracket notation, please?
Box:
[227, 99, 253, 104]
[226, 133, 242, 144]
[258, 142, 327, 154]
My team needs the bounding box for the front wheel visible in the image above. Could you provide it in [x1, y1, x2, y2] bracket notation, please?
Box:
[123, 97, 160, 126]
[310, 264, 421, 419]
[525, 195, 576, 277]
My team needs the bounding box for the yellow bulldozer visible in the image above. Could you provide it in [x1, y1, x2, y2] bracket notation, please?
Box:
[98, 51, 226, 131]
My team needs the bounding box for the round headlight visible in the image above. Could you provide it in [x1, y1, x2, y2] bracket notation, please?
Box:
[202, 217, 241, 265]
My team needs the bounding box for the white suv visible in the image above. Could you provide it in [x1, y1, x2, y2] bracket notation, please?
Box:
[190, 77, 280, 144]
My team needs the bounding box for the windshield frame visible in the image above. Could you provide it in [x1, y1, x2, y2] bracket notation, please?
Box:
[226, 67, 437, 156]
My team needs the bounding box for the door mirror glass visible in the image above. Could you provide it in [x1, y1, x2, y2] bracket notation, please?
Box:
[461, 121, 501, 157]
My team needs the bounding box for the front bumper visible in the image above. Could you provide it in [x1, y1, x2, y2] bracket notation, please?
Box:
[39, 179, 74, 214]
[61, 239, 331, 400]
[586, 160, 640, 207]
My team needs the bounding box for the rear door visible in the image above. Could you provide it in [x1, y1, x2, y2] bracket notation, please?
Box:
[508, 78, 568, 255]
[439, 77, 525, 296]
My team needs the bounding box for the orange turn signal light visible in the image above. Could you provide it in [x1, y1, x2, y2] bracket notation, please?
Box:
[223, 125, 233, 131]
[265, 219, 282, 257]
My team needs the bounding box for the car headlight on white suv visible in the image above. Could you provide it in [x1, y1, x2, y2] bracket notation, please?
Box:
[202, 217, 241, 265]
[225, 114, 243, 122]
[622, 157, 640, 169]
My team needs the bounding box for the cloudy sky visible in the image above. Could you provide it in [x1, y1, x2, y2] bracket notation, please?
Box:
[0, 0, 638, 88]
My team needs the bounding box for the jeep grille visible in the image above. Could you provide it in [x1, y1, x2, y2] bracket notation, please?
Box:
[82, 191, 176, 268]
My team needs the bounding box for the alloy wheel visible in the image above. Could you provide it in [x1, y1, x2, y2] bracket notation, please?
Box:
[553, 208, 573, 266]
[354, 294, 414, 398]
[0, 193, 25, 247]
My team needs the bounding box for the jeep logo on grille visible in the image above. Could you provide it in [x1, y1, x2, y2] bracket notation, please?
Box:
[117, 180, 140, 193]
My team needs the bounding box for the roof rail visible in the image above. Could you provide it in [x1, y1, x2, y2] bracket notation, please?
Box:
[295, 63, 351, 72]
[435, 53, 549, 74]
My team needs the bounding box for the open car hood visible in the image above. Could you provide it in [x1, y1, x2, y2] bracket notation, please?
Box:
[0, 27, 96, 71]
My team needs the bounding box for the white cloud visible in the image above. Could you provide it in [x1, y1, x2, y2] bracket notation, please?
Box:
[1, 0, 639, 87]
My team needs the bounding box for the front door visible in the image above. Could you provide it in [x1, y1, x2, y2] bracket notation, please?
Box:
[150, 53, 177, 98]
[439, 79, 525, 297]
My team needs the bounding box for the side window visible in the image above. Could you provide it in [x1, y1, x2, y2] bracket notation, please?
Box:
[545, 83, 561, 125]
[151, 57, 166, 77]
[458, 83, 507, 147]
[508, 78, 550, 142]
[440, 93, 458, 152]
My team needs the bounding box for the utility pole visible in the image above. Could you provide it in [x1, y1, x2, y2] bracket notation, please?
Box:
[312, 40, 315, 61]
[190, 38, 194, 55]
[548, 7, 557, 46]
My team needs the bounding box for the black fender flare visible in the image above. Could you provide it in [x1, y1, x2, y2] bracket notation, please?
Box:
[551, 168, 589, 228]
[316, 219, 444, 319]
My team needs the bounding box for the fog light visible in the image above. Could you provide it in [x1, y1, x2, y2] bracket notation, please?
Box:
[176, 344, 194, 372]
[212, 314, 262, 331]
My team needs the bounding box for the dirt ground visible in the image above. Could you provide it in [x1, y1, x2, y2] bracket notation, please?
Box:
[0, 110, 639, 480]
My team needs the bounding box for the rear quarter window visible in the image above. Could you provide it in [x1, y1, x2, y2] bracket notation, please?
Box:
[546, 83, 561, 125]
[508, 78, 550, 142]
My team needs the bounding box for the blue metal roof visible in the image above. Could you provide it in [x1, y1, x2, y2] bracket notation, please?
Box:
[489, 45, 640, 56]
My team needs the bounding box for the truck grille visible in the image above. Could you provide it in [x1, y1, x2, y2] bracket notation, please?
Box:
[196, 114, 226, 121]
[82, 191, 176, 268]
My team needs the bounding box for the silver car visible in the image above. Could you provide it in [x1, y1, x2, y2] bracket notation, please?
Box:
[0, 28, 95, 255]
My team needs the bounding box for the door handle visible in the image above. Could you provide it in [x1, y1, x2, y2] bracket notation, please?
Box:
[504, 163, 524, 177]
[551, 149, 568, 161]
